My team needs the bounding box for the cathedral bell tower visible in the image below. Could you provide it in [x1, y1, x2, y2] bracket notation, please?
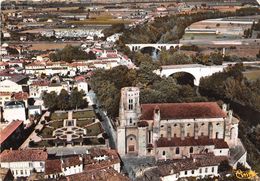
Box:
[117, 87, 141, 155]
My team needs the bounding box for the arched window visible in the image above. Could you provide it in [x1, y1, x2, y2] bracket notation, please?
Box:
[174, 124, 177, 127]
[162, 151, 166, 156]
[216, 132, 219, 139]
[190, 147, 193, 153]
[176, 147, 180, 154]
[205, 148, 208, 153]
[129, 118, 132, 124]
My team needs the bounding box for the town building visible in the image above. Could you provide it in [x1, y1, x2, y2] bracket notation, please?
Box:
[0, 149, 48, 178]
[3, 101, 26, 122]
[117, 87, 247, 170]
[135, 153, 227, 181]
[0, 80, 23, 93]
[0, 148, 121, 180]
[0, 120, 24, 152]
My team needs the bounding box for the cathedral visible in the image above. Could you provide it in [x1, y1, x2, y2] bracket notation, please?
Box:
[117, 87, 247, 167]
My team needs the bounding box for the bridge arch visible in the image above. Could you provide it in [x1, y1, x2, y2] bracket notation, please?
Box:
[161, 68, 202, 86]
[169, 71, 197, 86]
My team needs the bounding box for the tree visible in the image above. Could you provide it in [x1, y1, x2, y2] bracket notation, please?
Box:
[208, 52, 223, 65]
[6, 47, 19, 55]
[218, 160, 232, 173]
[49, 45, 96, 63]
[70, 88, 88, 110]
[43, 91, 58, 111]
[57, 89, 70, 110]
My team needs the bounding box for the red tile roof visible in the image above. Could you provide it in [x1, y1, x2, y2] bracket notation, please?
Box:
[62, 156, 82, 168]
[156, 154, 227, 175]
[45, 159, 62, 175]
[140, 102, 226, 120]
[12, 92, 28, 100]
[0, 149, 48, 162]
[156, 136, 229, 148]
[0, 121, 23, 145]
[31, 80, 50, 86]
[67, 168, 130, 181]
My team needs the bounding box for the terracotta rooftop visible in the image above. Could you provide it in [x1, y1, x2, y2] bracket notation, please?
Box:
[83, 149, 120, 171]
[156, 136, 229, 148]
[62, 156, 82, 168]
[0, 149, 48, 162]
[140, 102, 226, 120]
[31, 80, 50, 86]
[12, 91, 29, 100]
[45, 159, 62, 175]
[0, 121, 23, 145]
[66, 168, 130, 181]
[156, 154, 227, 176]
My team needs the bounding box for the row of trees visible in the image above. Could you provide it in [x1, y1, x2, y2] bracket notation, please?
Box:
[199, 63, 260, 111]
[49, 45, 96, 63]
[43, 88, 87, 111]
[119, 8, 260, 44]
[116, 7, 260, 56]
[147, 48, 224, 66]
[90, 54, 207, 118]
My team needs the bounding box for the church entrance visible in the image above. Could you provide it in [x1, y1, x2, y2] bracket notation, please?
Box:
[128, 145, 135, 152]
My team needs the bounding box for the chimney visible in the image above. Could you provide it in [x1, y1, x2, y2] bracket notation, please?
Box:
[153, 106, 160, 122]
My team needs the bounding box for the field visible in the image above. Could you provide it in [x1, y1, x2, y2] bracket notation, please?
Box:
[73, 110, 95, 119]
[28, 42, 81, 51]
[65, 15, 132, 25]
[50, 112, 68, 120]
[243, 70, 260, 81]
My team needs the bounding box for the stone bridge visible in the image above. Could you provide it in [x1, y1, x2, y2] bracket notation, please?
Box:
[157, 63, 228, 86]
[157, 61, 260, 86]
[126, 43, 183, 52]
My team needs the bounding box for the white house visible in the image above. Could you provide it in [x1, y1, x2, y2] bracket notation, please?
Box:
[0, 80, 23, 93]
[3, 101, 26, 122]
[0, 149, 48, 179]
[136, 154, 226, 181]
[61, 156, 83, 176]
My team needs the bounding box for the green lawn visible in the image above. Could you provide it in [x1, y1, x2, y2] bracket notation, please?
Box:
[33, 140, 53, 147]
[85, 122, 103, 136]
[73, 110, 95, 119]
[50, 121, 63, 129]
[84, 138, 104, 145]
[243, 70, 260, 81]
[41, 127, 54, 138]
[77, 119, 95, 127]
[51, 112, 68, 120]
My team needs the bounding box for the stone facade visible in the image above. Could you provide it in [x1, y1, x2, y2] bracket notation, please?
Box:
[117, 87, 243, 166]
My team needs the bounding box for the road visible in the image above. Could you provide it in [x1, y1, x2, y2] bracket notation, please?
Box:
[94, 106, 116, 149]
[20, 111, 50, 149]
[180, 38, 260, 46]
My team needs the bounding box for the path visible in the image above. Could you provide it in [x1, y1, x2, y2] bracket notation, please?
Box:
[20, 111, 50, 149]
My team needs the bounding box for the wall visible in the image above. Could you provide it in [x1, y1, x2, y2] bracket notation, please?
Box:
[62, 164, 83, 176]
[1, 161, 45, 178]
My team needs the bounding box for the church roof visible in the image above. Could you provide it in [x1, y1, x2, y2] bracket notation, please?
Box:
[140, 102, 226, 120]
